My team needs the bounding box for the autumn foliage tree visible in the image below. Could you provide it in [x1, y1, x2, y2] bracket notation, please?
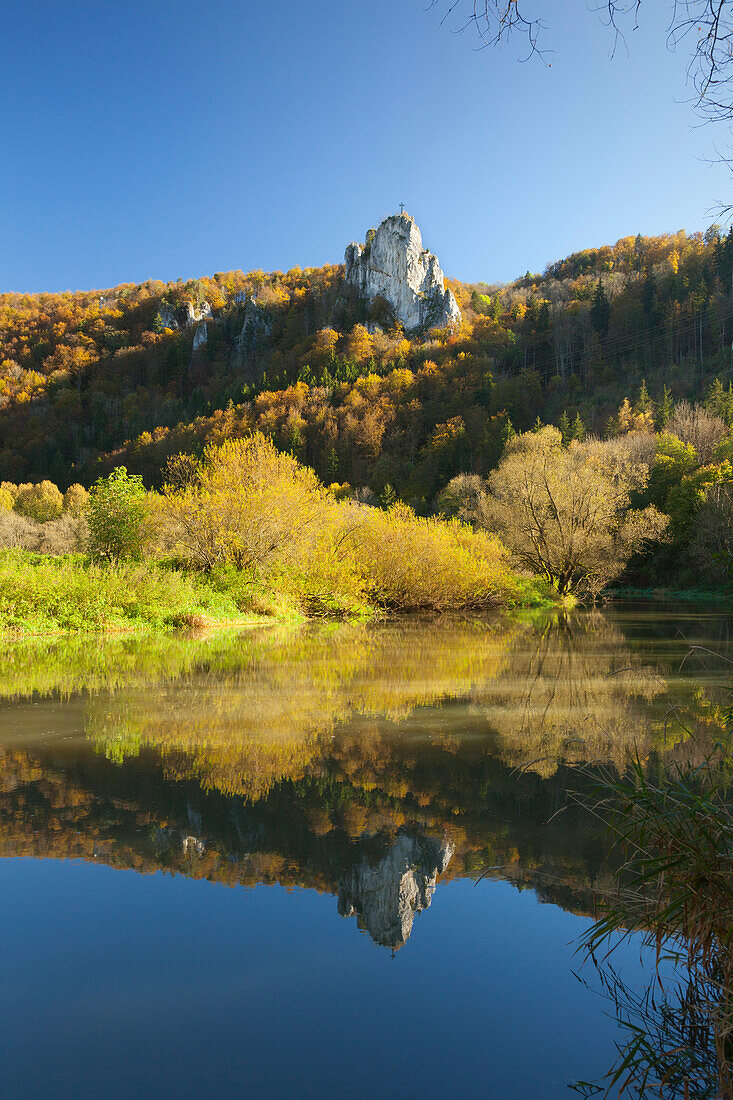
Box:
[482, 427, 668, 596]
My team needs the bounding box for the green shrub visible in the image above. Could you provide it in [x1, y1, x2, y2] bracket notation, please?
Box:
[87, 467, 147, 560]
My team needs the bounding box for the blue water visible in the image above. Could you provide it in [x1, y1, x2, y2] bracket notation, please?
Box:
[0, 859, 647, 1099]
[0, 606, 726, 1097]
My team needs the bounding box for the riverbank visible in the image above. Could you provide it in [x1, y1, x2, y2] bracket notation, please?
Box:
[608, 585, 733, 603]
[0, 548, 554, 637]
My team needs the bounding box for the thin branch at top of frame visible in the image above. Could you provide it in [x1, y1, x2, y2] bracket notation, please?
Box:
[428, 0, 733, 120]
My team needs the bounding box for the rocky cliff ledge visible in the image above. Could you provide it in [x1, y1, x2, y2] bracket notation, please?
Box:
[337, 832, 454, 950]
[345, 213, 461, 333]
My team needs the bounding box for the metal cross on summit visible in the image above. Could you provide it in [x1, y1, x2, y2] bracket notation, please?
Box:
[399, 203, 406, 214]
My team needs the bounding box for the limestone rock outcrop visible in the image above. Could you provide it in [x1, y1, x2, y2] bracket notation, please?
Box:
[156, 300, 212, 332]
[192, 321, 208, 351]
[345, 214, 461, 332]
[236, 295, 272, 357]
[337, 832, 454, 949]
[157, 304, 179, 331]
[185, 300, 212, 326]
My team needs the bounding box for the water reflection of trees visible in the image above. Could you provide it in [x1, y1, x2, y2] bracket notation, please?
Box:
[0, 738, 612, 944]
[85, 619, 514, 798]
[0, 609, 730, 948]
[475, 611, 669, 776]
[79, 611, 710, 798]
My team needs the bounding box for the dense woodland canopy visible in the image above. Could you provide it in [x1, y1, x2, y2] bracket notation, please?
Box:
[2, 225, 733, 588]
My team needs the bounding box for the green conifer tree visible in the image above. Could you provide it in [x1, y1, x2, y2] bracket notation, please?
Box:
[501, 417, 516, 452]
[590, 280, 610, 338]
[558, 410, 571, 445]
[636, 378, 653, 415]
[380, 483, 397, 509]
[656, 385, 674, 430]
[570, 412, 586, 441]
[705, 378, 733, 426]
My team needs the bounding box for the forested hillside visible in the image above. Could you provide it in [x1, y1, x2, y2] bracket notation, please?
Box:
[2, 225, 732, 509]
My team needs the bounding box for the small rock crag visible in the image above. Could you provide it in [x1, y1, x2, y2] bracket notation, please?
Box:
[235, 295, 272, 359]
[345, 213, 461, 333]
[185, 300, 212, 326]
[191, 321, 208, 352]
[156, 299, 211, 332]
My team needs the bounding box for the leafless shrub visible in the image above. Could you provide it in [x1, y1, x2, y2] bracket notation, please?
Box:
[37, 514, 88, 554]
[435, 473, 492, 525]
[0, 511, 42, 550]
[0, 511, 88, 553]
[352, 486, 377, 506]
[691, 482, 733, 583]
[610, 429, 658, 469]
[668, 401, 727, 464]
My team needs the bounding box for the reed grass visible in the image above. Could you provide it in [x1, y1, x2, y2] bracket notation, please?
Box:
[574, 750, 733, 1098]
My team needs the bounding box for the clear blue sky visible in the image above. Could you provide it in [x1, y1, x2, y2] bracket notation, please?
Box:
[2, 0, 730, 292]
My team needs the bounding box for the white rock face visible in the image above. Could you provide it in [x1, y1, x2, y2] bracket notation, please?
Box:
[156, 301, 212, 331]
[337, 832, 454, 949]
[345, 214, 461, 332]
[157, 304, 179, 331]
[182, 835, 205, 856]
[185, 300, 212, 326]
[236, 295, 272, 357]
[192, 321, 208, 351]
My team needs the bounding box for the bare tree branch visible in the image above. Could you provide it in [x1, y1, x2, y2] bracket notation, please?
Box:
[429, 1, 733, 121]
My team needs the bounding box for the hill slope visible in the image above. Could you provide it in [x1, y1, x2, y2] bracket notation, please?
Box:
[1, 225, 732, 507]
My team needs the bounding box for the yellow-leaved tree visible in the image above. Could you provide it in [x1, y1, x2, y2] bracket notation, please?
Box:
[482, 426, 668, 597]
[154, 434, 365, 613]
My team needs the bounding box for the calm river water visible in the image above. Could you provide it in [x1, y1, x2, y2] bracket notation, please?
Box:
[0, 603, 730, 1098]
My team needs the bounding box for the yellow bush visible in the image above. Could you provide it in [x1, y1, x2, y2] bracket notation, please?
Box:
[62, 483, 89, 517]
[0, 482, 18, 506]
[344, 502, 517, 610]
[159, 435, 321, 569]
[151, 435, 538, 615]
[14, 480, 63, 522]
[156, 435, 367, 614]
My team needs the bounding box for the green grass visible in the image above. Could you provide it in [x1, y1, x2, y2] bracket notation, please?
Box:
[0, 547, 556, 637]
[0, 550, 274, 635]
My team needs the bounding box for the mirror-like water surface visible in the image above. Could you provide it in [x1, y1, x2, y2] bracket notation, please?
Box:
[0, 604, 730, 1098]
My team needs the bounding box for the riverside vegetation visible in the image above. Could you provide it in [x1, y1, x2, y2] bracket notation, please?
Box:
[0, 419, 684, 634]
[0, 434, 555, 635]
[572, 746, 733, 1099]
[2, 228, 733, 599]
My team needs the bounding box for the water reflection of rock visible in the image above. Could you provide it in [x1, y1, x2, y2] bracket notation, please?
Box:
[0, 738, 691, 939]
[0, 608, 729, 948]
[337, 833, 454, 950]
